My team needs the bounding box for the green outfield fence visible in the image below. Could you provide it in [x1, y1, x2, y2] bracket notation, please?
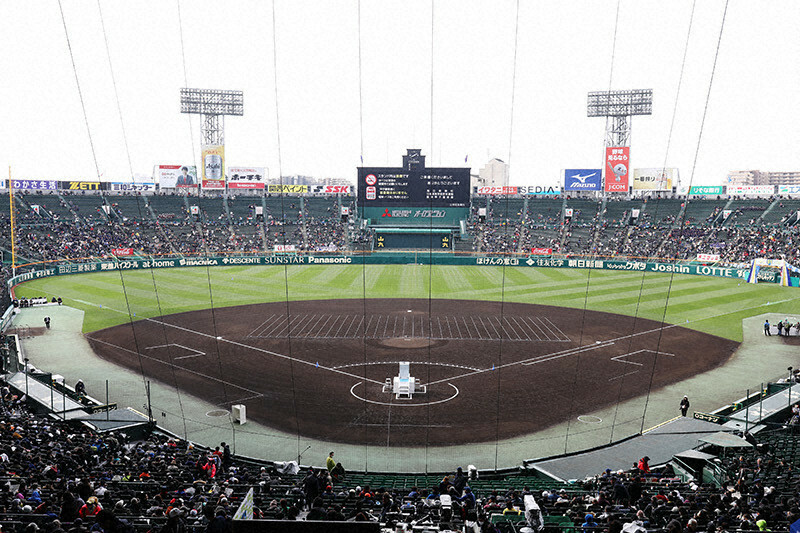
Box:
[5, 251, 783, 290]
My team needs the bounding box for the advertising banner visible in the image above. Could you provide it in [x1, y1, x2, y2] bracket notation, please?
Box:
[531, 248, 553, 255]
[632, 168, 677, 190]
[112, 248, 134, 257]
[683, 185, 724, 196]
[728, 185, 774, 196]
[227, 167, 267, 190]
[273, 245, 297, 252]
[110, 182, 156, 192]
[268, 184, 308, 194]
[157, 165, 198, 189]
[521, 185, 561, 195]
[779, 185, 800, 195]
[9, 254, 783, 292]
[563, 169, 602, 191]
[7, 180, 59, 191]
[604, 147, 630, 192]
[59, 181, 106, 191]
[697, 253, 721, 262]
[201, 145, 225, 190]
[309, 185, 352, 194]
[476, 186, 518, 195]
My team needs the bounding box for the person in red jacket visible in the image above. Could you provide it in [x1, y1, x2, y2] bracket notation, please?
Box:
[637, 456, 651, 473]
[79, 496, 102, 519]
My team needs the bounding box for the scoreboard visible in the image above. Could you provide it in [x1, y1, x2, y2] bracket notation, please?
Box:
[358, 149, 471, 229]
[357, 167, 470, 208]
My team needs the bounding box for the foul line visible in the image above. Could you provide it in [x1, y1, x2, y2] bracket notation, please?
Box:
[143, 317, 385, 386]
[76, 293, 800, 392]
[145, 343, 205, 360]
[87, 336, 263, 397]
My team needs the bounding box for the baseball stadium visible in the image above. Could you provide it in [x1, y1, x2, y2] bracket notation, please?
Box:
[1, 2, 800, 532]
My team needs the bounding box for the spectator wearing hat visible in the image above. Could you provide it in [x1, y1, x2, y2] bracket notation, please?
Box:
[582, 513, 598, 533]
[79, 497, 102, 519]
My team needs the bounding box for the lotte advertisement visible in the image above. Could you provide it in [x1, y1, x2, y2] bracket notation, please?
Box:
[604, 147, 630, 192]
[201, 145, 225, 190]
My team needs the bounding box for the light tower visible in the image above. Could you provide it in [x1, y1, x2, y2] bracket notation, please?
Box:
[587, 89, 652, 193]
[180, 88, 243, 190]
[180, 88, 243, 145]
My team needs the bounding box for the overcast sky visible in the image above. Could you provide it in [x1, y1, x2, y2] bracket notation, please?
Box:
[1, 1, 798, 186]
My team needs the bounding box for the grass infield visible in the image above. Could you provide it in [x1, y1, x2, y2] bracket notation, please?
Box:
[13, 264, 800, 340]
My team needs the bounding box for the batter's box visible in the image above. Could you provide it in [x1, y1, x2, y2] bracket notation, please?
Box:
[608, 349, 675, 381]
[145, 343, 206, 360]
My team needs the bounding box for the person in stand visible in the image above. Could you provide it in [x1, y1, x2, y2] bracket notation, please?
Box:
[75, 380, 86, 397]
[680, 395, 690, 417]
[326, 451, 336, 473]
[764, 320, 771, 336]
[44, 316, 51, 329]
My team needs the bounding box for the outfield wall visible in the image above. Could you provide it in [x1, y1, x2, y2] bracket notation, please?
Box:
[7, 253, 782, 291]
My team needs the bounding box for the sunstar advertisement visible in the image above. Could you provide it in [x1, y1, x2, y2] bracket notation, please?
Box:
[201, 145, 225, 190]
[604, 147, 630, 192]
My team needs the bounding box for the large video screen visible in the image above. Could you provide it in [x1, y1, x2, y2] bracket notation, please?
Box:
[357, 167, 470, 208]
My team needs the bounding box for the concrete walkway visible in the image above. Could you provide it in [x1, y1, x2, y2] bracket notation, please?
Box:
[8, 305, 798, 473]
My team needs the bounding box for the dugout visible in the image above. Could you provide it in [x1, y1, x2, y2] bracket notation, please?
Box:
[373, 227, 454, 250]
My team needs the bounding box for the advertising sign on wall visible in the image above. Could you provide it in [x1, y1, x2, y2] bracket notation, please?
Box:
[697, 253, 721, 262]
[309, 185, 352, 194]
[604, 147, 630, 192]
[110, 182, 156, 192]
[684, 185, 725, 196]
[201, 145, 225, 190]
[157, 165, 198, 188]
[727, 185, 775, 196]
[563, 169, 602, 191]
[59, 181, 106, 191]
[227, 167, 267, 189]
[521, 185, 561, 195]
[632, 168, 677, 191]
[476, 186, 518, 195]
[778, 185, 800, 195]
[531, 248, 553, 255]
[6, 180, 59, 191]
[268, 184, 308, 194]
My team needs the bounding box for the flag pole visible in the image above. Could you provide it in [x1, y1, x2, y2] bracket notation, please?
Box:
[8, 167, 16, 276]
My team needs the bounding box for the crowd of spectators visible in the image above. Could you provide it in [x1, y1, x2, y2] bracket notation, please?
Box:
[0, 386, 798, 533]
[5, 193, 800, 291]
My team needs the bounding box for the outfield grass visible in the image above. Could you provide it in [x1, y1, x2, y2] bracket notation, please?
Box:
[14, 264, 800, 340]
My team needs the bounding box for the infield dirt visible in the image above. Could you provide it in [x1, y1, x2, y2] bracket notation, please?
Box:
[86, 299, 737, 446]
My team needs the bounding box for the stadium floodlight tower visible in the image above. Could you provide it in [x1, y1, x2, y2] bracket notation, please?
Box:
[587, 89, 652, 147]
[180, 88, 244, 145]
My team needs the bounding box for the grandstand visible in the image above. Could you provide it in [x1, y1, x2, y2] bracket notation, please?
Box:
[5, 0, 800, 531]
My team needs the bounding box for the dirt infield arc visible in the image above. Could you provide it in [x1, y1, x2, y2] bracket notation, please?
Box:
[86, 299, 737, 446]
